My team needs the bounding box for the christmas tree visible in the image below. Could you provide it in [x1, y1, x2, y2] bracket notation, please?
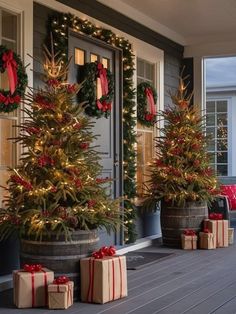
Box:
[144, 77, 219, 208]
[0, 46, 121, 240]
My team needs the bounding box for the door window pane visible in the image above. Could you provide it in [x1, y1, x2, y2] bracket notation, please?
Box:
[102, 57, 109, 69]
[90, 53, 98, 63]
[2, 11, 17, 40]
[0, 119, 15, 166]
[75, 48, 85, 65]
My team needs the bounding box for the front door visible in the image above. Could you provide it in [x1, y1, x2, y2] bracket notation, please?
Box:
[68, 30, 123, 245]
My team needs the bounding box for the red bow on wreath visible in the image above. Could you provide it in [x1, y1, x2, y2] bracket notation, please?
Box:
[92, 246, 116, 259]
[2, 50, 18, 95]
[23, 264, 43, 272]
[183, 229, 196, 236]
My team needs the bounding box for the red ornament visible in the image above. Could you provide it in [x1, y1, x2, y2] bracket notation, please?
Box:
[66, 84, 77, 94]
[38, 154, 55, 167]
[10, 175, 33, 191]
[193, 160, 200, 167]
[87, 200, 97, 208]
[178, 100, 188, 109]
[80, 142, 89, 150]
[35, 95, 55, 110]
[74, 179, 82, 189]
[74, 122, 81, 129]
[47, 79, 60, 87]
[26, 127, 41, 135]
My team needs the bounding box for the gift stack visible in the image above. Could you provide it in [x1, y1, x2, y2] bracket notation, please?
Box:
[181, 229, 197, 250]
[13, 246, 128, 310]
[80, 246, 128, 304]
[204, 213, 228, 248]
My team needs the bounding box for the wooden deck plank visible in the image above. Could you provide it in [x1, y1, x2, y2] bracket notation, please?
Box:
[212, 296, 236, 314]
[125, 265, 236, 314]
[184, 281, 236, 314]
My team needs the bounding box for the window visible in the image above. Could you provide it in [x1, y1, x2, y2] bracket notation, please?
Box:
[0, 9, 20, 206]
[136, 58, 156, 197]
[206, 100, 228, 176]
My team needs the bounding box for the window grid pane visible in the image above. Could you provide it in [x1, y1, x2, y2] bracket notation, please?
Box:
[206, 99, 228, 176]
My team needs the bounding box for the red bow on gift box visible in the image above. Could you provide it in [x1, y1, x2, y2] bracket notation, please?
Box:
[23, 264, 43, 272]
[209, 213, 223, 220]
[183, 229, 196, 236]
[53, 276, 70, 284]
[92, 246, 116, 259]
[203, 228, 211, 233]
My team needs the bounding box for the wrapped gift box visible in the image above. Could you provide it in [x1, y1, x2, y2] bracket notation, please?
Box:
[228, 228, 234, 245]
[80, 255, 127, 304]
[13, 266, 54, 308]
[48, 279, 74, 309]
[204, 219, 228, 248]
[199, 232, 216, 249]
[181, 234, 197, 250]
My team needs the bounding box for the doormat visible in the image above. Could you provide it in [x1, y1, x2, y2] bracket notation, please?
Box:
[125, 252, 174, 270]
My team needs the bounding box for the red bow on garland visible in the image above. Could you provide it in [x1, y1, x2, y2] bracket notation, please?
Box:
[23, 264, 43, 272]
[2, 50, 18, 95]
[92, 246, 116, 259]
[209, 213, 223, 220]
[183, 229, 196, 236]
[53, 276, 70, 284]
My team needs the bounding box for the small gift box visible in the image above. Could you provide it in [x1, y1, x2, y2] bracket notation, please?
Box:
[48, 276, 74, 309]
[204, 214, 228, 248]
[80, 246, 127, 304]
[228, 228, 234, 245]
[13, 264, 54, 308]
[181, 230, 197, 250]
[199, 229, 216, 249]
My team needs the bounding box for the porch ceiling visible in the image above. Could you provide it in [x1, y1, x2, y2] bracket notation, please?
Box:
[98, 0, 236, 46]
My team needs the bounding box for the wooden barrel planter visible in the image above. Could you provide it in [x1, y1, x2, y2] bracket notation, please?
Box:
[20, 229, 99, 298]
[161, 201, 208, 248]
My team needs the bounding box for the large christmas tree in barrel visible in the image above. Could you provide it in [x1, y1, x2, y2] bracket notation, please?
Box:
[144, 77, 219, 247]
[0, 46, 121, 242]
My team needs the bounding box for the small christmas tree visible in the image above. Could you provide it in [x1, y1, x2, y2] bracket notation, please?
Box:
[144, 77, 219, 208]
[0, 46, 121, 240]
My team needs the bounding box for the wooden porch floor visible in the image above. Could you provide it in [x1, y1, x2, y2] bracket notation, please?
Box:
[1, 228, 236, 314]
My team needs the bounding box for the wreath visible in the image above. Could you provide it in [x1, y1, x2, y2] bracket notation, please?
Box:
[137, 82, 157, 127]
[0, 45, 28, 113]
[78, 62, 114, 119]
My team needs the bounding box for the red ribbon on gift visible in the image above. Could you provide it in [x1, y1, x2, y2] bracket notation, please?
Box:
[145, 87, 156, 116]
[23, 264, 48, 307]
[183, 229, 196, 236]
[86, 254, 123, 303]
[53, 276, 72, 305]
[53, 276, 69, 285]
[97, 63, 108, 96]
[2, 50, 18, 95]
[209, 213, 223, 220]
[183, 229, 196, 249]
[92, 246, 116, 259]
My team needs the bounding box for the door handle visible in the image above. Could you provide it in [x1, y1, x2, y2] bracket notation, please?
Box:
[114, 160, 119, 166]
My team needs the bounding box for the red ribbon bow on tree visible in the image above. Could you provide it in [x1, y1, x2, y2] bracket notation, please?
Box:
[183, 229, 196, 236]
[209, 213, 223, 220]
[23, 264, 43, 272]
[2, 50, 18, 95]
[53, 276, 70, 284]
[92, 246, 116, 259]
